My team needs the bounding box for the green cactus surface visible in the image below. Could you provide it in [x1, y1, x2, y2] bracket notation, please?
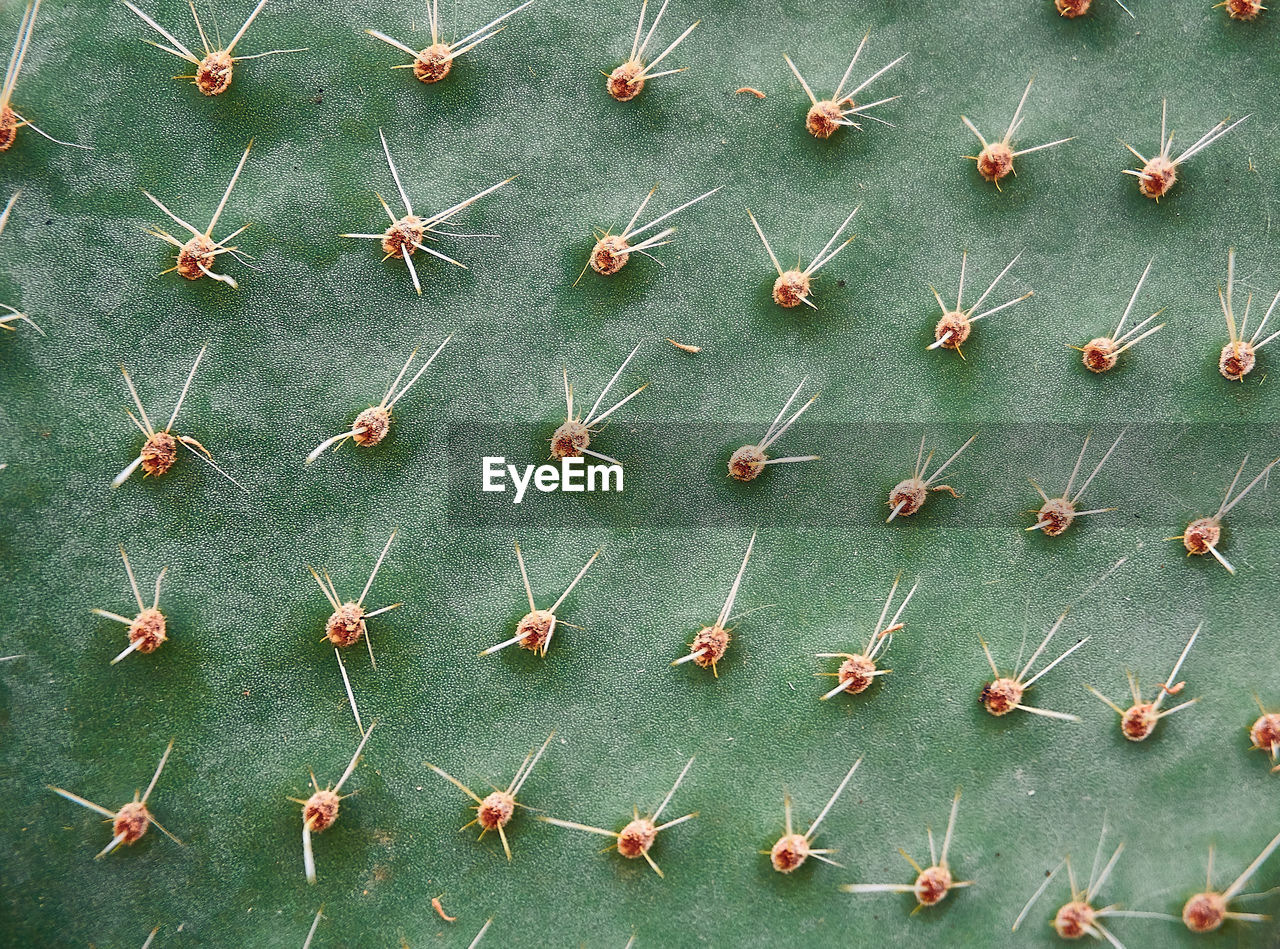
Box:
[2, 0, 1279, 946]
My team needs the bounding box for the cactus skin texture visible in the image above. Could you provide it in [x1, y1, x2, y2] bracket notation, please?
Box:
[0, 0, 1278, 946]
